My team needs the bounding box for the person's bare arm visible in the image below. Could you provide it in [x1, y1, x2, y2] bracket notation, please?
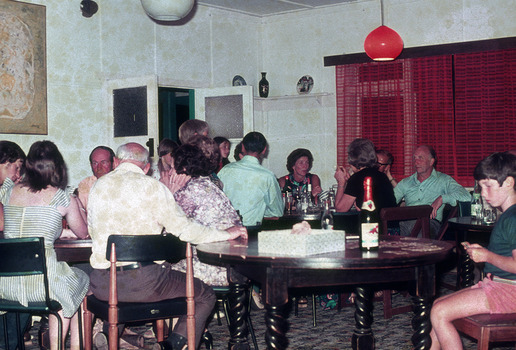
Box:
[61, 196, 89, 239]
[385, 165, 397, 187]
[278, 176, 286, 190]
[334, 167, 355, 211]
[430, 195, 443, 219]
[465, 243, 516, 275]
[311, 174, 322, 197]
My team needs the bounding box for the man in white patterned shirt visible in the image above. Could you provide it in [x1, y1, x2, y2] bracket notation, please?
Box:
[88, 142, 247, 350]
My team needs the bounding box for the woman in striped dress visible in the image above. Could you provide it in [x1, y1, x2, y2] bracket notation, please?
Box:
[0, 141, 89, 350]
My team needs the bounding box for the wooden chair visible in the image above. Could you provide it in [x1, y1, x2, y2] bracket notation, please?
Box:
[436, 203, 459, 241]
[0, 237, 65, 350]
[453, 313, 516, 350]
[83, 234, 195, 350]
[380, 205, 433, 319]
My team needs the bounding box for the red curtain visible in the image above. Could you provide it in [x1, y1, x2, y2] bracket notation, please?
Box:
[454, 49, 516, 186]
[335, 49, 516, 186]
[336, 56, 453, 181]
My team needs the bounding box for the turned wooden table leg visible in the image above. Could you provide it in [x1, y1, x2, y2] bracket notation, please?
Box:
[264, 303, 288, 350]
[352, 286, 375, 350]
[227, 282, 250, 350]
[411, 295, 432, 350]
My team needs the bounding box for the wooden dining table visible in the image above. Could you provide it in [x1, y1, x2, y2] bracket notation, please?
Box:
[54, 238, 92, 263]
[197, 235, 454, 350]
[448, 216, 495, 288]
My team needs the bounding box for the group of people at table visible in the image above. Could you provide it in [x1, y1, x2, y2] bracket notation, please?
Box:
[0, 119, 515, 350]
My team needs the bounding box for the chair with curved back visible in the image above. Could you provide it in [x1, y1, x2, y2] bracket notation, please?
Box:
[379, 205, 433, 319]
[83, 234, 195, 350]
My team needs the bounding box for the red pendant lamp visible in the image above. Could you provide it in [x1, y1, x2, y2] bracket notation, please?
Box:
[364, 0, 404, 61]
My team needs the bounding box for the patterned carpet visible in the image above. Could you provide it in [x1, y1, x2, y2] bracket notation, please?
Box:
[22, 272, 516, 349]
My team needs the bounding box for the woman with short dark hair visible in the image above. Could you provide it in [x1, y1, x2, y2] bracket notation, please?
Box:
[0, 140, 89, 350]
[168, 143, 242, 286]
[278, 148, 322, 198]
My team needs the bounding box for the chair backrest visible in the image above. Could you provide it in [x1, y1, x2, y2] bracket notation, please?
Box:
[0, 237, 53, 308]
[380, 205, 433, 238]
[106, 234, 186, 263]
[436, 204, 458, 241]
[332, 211, 360, 233]
[458, 201, 471, 217]
[106, 234, 195, 349]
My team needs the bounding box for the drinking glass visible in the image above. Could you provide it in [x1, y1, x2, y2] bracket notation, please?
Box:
[483, 208, 497, 225]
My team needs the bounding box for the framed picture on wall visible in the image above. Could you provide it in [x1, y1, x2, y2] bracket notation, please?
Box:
[0, 0, 47, 134]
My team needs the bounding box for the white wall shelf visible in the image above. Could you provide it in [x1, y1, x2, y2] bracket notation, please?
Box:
[254, 93, 333, 112]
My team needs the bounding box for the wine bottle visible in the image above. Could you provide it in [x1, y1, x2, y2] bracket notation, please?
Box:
[360, 176, 379, 251]
[321, 201, 334, 230]
[307, 183, 315, 207]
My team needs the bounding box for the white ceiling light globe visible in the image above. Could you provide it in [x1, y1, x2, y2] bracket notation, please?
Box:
[140, 0, 194, 21]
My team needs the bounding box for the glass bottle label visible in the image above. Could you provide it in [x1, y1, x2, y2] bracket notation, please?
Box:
[361, 222, 379, 248]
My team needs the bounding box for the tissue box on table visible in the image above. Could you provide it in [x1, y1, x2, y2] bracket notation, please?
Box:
[258, 229, 346, 256]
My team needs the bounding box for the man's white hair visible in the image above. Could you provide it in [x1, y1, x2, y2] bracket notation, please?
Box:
[116, 143, 149, 165]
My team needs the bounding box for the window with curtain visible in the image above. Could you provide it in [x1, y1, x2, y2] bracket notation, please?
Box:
[336, 48, 516, 186]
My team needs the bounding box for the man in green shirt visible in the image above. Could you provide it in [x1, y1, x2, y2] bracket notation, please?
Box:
[394, 145, 471, 237]
[218, 132, 284, 228]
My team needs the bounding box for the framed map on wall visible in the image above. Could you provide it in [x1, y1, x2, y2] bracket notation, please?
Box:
[0, 0, 47, 134]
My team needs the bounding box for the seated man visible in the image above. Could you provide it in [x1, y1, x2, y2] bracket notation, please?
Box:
[394, 145, 471, 238]
[376, 149, 397, 187]
[87, 142, 247, 350]
[76, 146, 115, 211]
[218, 132, 284, 230]
[178, 119, 209, 145]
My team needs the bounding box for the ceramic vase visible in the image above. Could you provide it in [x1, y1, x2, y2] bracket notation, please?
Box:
[259, 72, 269, 98]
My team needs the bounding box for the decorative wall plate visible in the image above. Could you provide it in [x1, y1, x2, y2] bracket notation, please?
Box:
[232, 75, 247, 86]
[297, 75, 314, 94]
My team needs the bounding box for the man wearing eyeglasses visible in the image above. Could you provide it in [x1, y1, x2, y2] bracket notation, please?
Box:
[376, 149, 397, 187]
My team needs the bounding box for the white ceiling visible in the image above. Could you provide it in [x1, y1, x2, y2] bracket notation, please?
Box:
[197, 0, 361, 17]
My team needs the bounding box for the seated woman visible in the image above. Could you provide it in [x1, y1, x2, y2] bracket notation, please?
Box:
[157, 138, 178, 185]
[0, 141, 89, 350]
[214, 136, 231, 173]
[278, 148, 322, 198]
[334, 138, 396, 213]
[167, 142, 243, 286]
[429, 152, 516, 350]
[233, 141, 244, 161]
[188, 135, 224, 190]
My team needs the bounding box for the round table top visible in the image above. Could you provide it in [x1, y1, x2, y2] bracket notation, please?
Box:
[197, 235, 453, 270]
[448, 216, 494, 232]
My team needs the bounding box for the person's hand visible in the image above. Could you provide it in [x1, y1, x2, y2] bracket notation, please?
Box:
[463, 242, 489, 263]
[226, 226, 248, 240]
[385, 164, 393, 178]
[334, 166, 349, 186]
[312, 185, 322, 198]
[167, 173, 191, 193]
[430, 195, 443, 219]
